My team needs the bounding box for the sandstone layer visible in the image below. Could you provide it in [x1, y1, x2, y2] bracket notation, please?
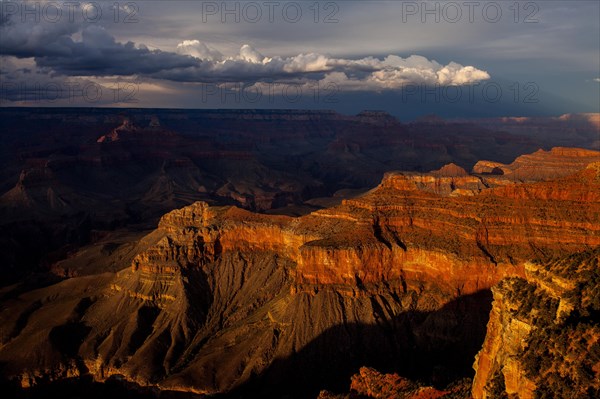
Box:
[471, 147, 600, 181]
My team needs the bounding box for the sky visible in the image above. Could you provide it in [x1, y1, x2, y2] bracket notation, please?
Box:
[0, 0, 599, 119]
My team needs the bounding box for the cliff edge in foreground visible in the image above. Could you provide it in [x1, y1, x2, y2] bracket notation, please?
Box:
[472, 248, 600, 399]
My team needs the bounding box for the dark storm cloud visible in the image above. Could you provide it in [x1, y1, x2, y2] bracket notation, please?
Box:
[34, 26, 200, 76]
[0, 11, 199, 75]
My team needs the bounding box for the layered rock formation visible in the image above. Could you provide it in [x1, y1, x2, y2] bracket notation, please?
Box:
[472, 249, 600, 399]
[3, 108, 597, 286]
[472, 147, 600, 181]
[1, 149, 599, 398]
[327, 245, 600, 399]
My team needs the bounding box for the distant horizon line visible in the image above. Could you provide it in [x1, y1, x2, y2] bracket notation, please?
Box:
[1, 106, 597, 121]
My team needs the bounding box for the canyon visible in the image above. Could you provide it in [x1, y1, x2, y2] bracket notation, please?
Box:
[1, 108, 598, 287]
[1, 139, 598, 398]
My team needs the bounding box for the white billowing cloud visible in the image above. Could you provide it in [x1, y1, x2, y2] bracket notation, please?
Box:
[437, 63, 491, 85]
[170, 41, 490, 89]
[176, 40, 223, 62]
[367, 55, 443, 88]
[594, 78, 600, 83]
[239, 44, 266, 63]
[283, 53, 331, 73]
[355, 55, 491, 88]
[384, 55, 441, 70]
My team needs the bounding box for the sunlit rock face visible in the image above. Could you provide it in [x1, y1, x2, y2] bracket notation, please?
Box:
[472, 147, 600, 181]
[0, 148, 598, 398]
[472, 249, 600, 399]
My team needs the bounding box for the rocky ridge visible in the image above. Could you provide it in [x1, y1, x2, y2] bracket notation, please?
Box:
[471, 147, 600, 180]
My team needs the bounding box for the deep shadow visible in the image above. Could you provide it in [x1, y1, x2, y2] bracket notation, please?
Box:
[128, 306, 162, 355]
[0, 374, 206, 399]
[2, 290, 491, 399]
[227, 289, 493, 399]
[49, 323, 92, 358]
